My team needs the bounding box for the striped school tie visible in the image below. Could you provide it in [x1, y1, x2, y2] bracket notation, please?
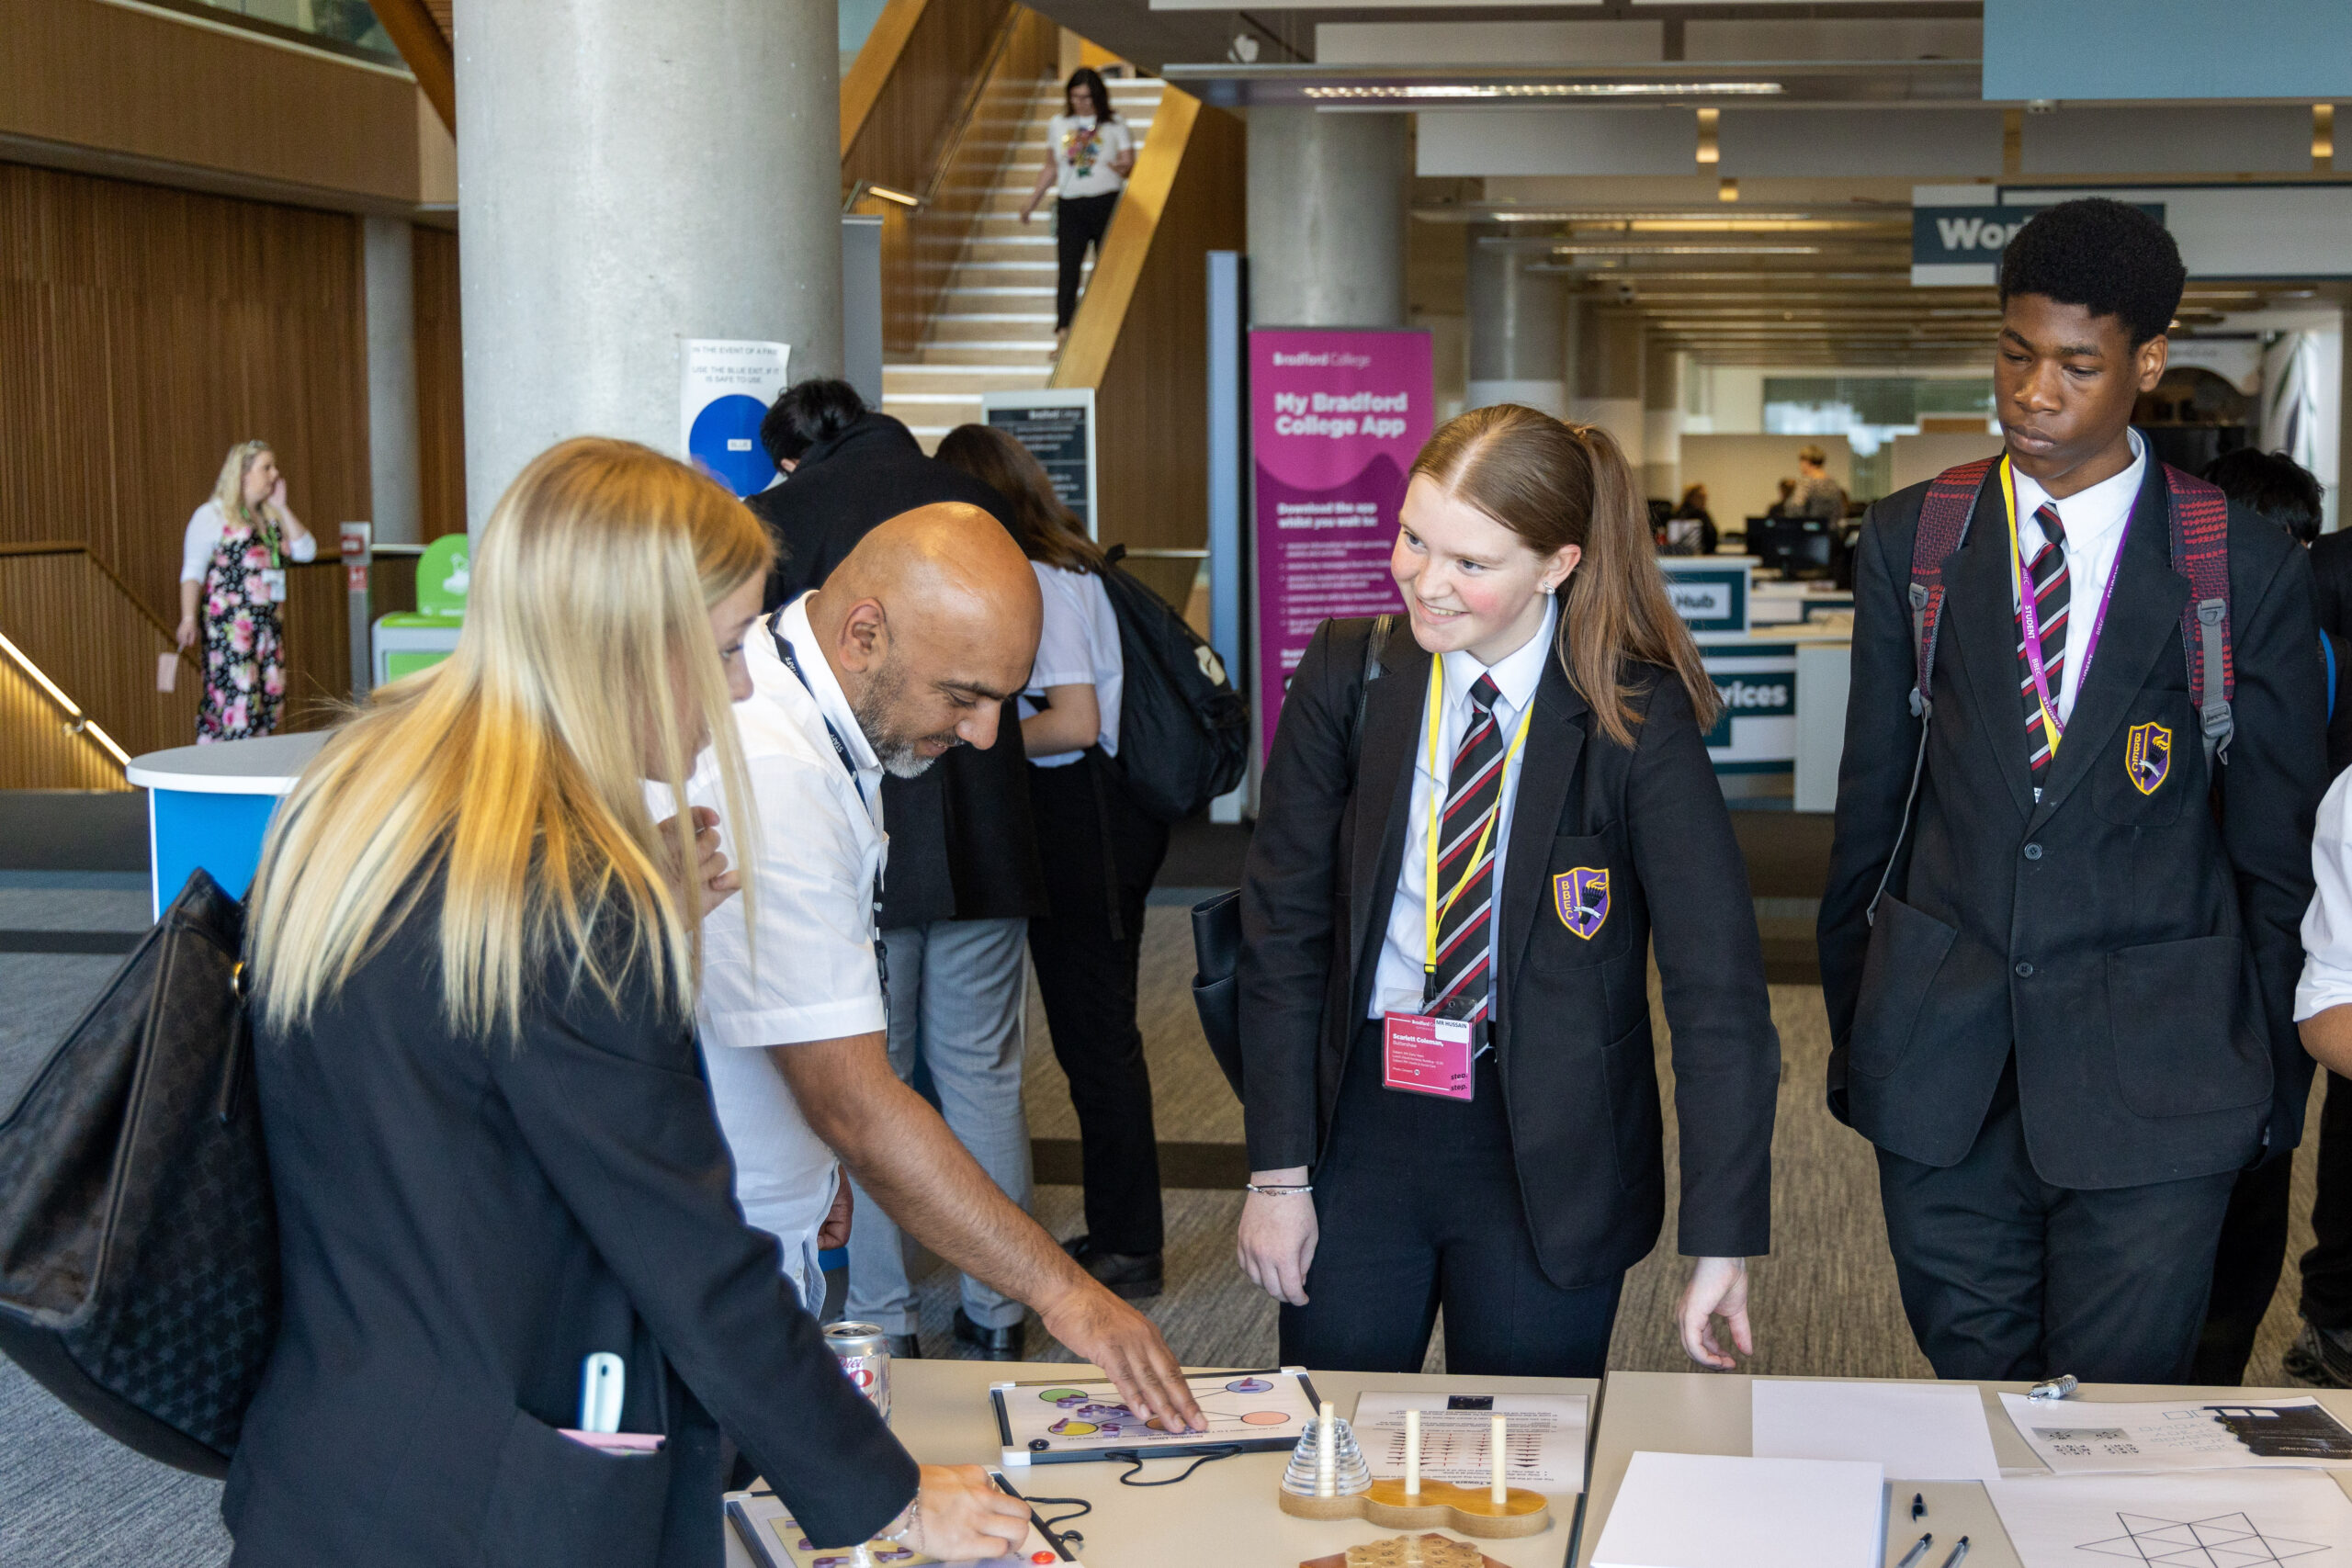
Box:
[1429, 673, 1507, 1020]
[2018, 502, 2070, 779]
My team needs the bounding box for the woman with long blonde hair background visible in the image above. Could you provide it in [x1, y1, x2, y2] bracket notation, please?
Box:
[227, 438, 1026, 1566]
[178, 440, 315, 742]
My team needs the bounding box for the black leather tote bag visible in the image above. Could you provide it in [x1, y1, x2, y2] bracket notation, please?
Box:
[0, 868, 278, 1479]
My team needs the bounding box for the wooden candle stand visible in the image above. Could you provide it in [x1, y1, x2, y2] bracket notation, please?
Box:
[1276, 1480, 1551, 1539]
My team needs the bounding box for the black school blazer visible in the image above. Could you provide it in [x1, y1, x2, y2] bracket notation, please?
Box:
[222, 890, 916, 1567]
[1817, 457, 2327, 1188]
[1238, 613, 1781, 1288]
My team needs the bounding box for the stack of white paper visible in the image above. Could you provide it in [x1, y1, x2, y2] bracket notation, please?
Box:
[1752, 1378, 2003, 1482]
[1589, 1452, 1886, 1568]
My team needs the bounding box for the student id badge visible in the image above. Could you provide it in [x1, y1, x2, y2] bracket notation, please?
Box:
[255, 568, 287, 604]
[1380, 994, 1483, 1102]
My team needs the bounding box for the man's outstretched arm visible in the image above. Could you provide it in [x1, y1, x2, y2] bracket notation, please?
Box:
[774, 1033, 1204, 1429]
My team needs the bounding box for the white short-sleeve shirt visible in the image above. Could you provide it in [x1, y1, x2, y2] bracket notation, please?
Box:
[180, 500, 315, 583]
[1021, 562, 1124, 769]
[2297, 767, 2352, 1022]
[655, 592, 888, 1308]
[1050, 114, 1133, 200]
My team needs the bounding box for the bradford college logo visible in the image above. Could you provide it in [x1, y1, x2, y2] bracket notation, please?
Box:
[2125, 721, 2172, 795]
[1553, 868, 1610, 940]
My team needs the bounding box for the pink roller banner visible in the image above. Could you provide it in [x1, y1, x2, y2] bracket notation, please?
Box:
[1250, 328, 1432, 765]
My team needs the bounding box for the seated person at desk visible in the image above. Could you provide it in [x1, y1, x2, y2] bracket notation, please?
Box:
[1668, 484, 1717, 556]
[227, 439, 1028, 1563]
[1236, 404, 1781, 1380]
[679, 502, 1203, 1428]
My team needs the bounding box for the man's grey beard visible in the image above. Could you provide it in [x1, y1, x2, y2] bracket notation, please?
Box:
[850, 658, 963, 779]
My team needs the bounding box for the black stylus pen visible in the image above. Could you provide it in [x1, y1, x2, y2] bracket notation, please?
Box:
[1894, 1531, 1934, 1568]
[1936, 1536, 1971, 1568]
[1912, 1492, 1926, 1520]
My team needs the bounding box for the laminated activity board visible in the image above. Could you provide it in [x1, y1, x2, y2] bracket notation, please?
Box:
[724, 1472, 1075, 1568]
[993, 1366, 1323, 1466]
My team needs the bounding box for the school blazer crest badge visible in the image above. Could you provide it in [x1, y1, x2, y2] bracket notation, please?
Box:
[2126, 720, 2172, 795]
[1553, 867, 1610, 939]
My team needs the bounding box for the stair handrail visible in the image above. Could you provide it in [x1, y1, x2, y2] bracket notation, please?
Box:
[0, 540, 192, 665]
[914, 9, 1031, 210]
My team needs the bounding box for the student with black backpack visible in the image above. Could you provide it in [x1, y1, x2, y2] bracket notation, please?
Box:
[1818, 199, 2329, 1383]
[936, 424, 1215, 1301]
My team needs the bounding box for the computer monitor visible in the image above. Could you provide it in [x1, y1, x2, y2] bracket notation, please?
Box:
[1753, 516, 1836, 581]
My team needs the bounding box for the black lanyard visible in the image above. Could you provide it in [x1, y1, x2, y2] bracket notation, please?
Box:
[770, 613, 888, 999]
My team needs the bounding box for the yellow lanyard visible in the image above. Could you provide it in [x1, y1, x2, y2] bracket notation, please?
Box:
[2000, 456, 2063, 761]
[1421, 653, 1536, 991]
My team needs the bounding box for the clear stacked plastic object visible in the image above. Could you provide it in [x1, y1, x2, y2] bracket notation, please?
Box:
[1282, 1412, 1373, 1497]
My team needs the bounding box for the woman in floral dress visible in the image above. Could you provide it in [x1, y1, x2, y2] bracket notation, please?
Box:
[176, 440, 316, 742]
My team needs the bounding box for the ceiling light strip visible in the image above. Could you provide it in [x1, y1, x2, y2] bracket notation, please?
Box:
[1304, 82, 1782, 101]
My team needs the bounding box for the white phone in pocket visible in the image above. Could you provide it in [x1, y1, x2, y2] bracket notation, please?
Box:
[578, 1352, 625, 1435]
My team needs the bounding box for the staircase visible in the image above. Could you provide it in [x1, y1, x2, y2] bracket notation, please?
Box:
[880, 74, 1165, 449]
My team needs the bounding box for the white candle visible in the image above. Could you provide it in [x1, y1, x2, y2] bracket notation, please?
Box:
[1318, 1401, 1337, 1497]
[1489, 1414, 1508, 1505]
[1405, 1408, 1421, 1497]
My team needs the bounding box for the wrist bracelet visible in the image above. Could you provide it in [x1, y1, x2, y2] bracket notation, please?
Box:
[880, 1495, 920, 1546]
[1247, 1182, 1313, 1195]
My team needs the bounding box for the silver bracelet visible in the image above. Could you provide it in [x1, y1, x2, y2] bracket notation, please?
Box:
[1246, 1182, 1313, 1195]
[879, 1495, 921, 1547]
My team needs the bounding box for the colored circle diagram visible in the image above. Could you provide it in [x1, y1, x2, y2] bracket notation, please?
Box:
[1224, 1377, 1273, 1393]
[688, 393, 776, 498]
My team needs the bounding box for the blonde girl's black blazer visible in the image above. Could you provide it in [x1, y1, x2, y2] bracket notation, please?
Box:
[1238, 612, 1781, 1288]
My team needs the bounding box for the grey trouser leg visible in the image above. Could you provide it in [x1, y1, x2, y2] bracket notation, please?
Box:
[843, 917, 1034, 1335]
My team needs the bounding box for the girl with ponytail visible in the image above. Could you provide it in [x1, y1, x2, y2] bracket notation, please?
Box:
[1233, 404, 1781, 1378]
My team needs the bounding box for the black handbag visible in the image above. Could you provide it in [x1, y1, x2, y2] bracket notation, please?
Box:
[1188, 615, 1395, 1103]
[0, 868, 279, 1479]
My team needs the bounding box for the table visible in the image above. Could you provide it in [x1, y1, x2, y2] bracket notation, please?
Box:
[123, 730, 329, 919]
[1574, 1371, 2352, 1568]
[726, 1359, 1600, 1568]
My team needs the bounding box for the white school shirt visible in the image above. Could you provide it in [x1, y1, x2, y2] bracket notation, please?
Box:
[1365, 596, 1558, 1019]
[2008, 428, 2146, 728]
[655, 592, 888, 1310]
[180, 500, 315, 582]
[1022, 562, 1125, 769]
[1049, 114, 1133, 199]
[2296, 768, 2352, 1021]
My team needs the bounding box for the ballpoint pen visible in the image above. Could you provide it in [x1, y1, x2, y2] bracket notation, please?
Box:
[1936, 1536, 1971, 1568]
[1912, 1492, 1926, 1521]
[1894, 1531, 1934, 1568]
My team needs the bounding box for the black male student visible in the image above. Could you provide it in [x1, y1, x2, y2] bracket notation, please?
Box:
[1818, 199, 2327, 1383]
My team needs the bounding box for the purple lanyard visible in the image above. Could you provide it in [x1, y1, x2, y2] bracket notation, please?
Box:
[2009, 458, 2129, 740]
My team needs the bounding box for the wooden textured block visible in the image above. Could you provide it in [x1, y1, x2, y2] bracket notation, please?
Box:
[1277, 1480, 1551, 1539]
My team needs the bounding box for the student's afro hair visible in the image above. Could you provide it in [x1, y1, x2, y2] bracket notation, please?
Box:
[2204, 447, 2325, 546]
[1998, 197, 2186, 349]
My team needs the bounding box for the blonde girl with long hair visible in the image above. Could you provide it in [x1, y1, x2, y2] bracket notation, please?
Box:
[227, 438, 1026, 1567]
[178, 439, 316, 742]
[1235, 405, 1781, 1382]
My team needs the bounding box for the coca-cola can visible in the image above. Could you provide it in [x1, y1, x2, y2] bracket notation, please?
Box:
[823, 1320, 891, 1425]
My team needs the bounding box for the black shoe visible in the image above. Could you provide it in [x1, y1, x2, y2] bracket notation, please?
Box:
[884, 1333, 922, 1360]
[953, 1308, 1024, 1359]
[1062, 1235, 1163, 1301]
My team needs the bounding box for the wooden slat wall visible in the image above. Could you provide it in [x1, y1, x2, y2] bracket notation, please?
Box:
[0, 160, 372, 633]
[1051, 93, 1247, 611]
[842, 0, 1015, 197]
[0, 654, 122, 791]
[0, 546, 196, 771]
[864, 7, 1060, 356]
[413, 225, 467, 538]
[0, 0, 420, 205]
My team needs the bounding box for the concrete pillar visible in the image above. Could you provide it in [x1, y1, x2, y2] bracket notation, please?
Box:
[454, 0, 842, 527]
[363, 217, 422, 547]
[1570, 300, 1645, 468]
[1642, 338, 1684, 505]
[1465, 246, 1566, 416]
[1246, 108, 1408, 329]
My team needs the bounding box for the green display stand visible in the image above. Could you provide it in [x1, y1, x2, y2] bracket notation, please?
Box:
[373, 534, 469, 684]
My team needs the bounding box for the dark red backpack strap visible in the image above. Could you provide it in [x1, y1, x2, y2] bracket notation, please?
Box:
[2164, 463, 2233, 765]
[1907, 456, 2001, 718]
